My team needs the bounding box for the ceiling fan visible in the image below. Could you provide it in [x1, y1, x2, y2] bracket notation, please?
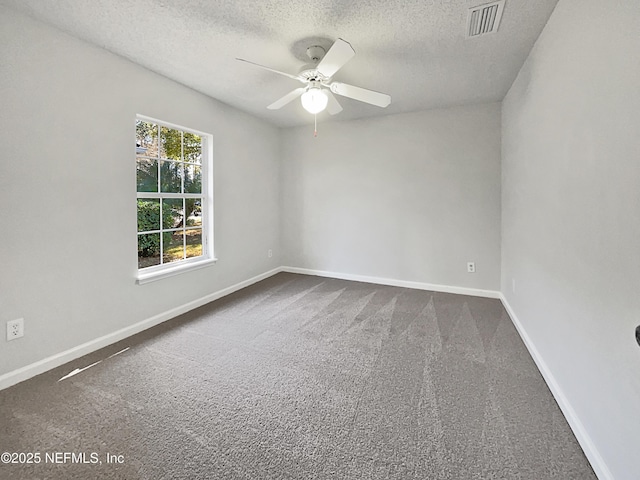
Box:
[236, 38, 391, 116]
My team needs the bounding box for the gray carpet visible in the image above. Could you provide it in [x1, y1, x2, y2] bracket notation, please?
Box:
[0, 273, 596, 479]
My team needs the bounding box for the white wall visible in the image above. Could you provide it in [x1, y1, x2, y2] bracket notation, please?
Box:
[281, 104, 502, 291]
[501, 0, 640, 478]
[0, 6, 280, 377]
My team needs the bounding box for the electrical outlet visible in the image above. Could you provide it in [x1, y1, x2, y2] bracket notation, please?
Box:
[7, 318, 24, 341]
[268, 249, 273, 258]
[467, 262, 475, 273]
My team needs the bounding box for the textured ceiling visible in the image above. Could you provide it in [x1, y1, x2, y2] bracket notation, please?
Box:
[1, 0, 558, 127]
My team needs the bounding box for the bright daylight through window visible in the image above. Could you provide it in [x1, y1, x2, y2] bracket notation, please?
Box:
[136, 116, 213, 281]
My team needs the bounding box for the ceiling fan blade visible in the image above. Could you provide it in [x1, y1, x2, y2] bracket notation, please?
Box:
[316, 38, 355, 78]
[236, 58, 303, 82]
[267, 88, 306, 110]
[325, 91, 343, 115]
[329, 82, 391, 108]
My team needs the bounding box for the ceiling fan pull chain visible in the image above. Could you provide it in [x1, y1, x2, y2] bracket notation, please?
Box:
[314, 113, 318, 137]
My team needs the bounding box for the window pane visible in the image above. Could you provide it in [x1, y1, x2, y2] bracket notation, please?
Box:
[136, 117, 211, 274]
[137, 198, 160, 232]
[186, 199, 202, 227]
[137, 158, 158, 192]
[184, 164, 202, 193]
[183, 132, 202, 163]
[136, 121, 158, 157]
[138, 233, 161, 268]
[160, 126, 182, 160]
[163, 231, 185, 264]
[160, 161, 182, 193]
[162, 198, 183, 229]
[185, 229, 203, 258]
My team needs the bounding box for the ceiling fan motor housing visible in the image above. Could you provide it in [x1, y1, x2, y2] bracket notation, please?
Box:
[306, 45, 326, 62]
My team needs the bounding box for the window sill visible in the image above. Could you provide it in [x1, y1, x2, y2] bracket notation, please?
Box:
[136, 257, 217, 285]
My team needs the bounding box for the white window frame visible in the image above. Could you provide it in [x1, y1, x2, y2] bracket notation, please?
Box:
[135, 115, 215, 284]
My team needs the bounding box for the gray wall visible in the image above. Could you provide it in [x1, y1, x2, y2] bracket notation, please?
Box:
[501, 0, 640, 478]
[281, 104, 502, 291]
[0, 6, 281, 376]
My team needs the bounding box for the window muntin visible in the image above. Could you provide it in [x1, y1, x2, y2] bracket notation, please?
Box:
[136, 117, 212, 277]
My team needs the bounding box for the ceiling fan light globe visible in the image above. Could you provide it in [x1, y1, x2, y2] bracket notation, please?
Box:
[301, 88, 328, 114]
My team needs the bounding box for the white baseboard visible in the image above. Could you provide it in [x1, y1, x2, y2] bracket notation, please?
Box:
[282, 266, 501, 299]
[0, 267, 283, 391]
[499, 294, 612, 480]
